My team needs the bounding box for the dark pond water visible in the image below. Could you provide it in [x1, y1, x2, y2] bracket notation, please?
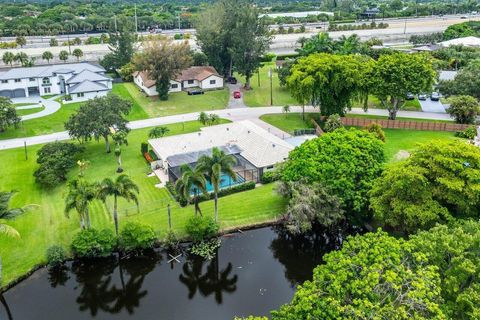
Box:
[0, 226, 354, 320]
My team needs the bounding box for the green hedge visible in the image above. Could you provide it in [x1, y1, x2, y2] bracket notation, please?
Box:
[71, 228, 117, 258]
[119, 222, 157, 253]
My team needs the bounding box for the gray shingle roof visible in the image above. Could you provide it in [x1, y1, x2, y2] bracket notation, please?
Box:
[0, 62, 105, 80]
[68, 80, 108, 94]
[66, 69, 110, 84]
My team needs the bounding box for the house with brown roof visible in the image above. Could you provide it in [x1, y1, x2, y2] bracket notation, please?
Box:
[133, 66, 224, 96]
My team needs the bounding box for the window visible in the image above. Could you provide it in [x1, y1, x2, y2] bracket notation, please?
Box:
[210, 79, 216, 85]
[42, 77, 50, 85]
[171, 83, 178, 89]
[187, 80, 194, 84]
[29, 78, 35, 82]
[1, 80, 7, 84]
[44, 87, 51, 94]
[14, 79, 21, 83]
[77, 93, 84, 98]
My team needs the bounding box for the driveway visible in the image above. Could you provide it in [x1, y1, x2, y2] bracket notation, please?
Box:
[418, 98, 446, 113]
[226, 82, 247, 109]
[11, 95, 62, 120]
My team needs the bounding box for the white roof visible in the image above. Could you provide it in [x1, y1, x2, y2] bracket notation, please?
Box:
[149, 120, 294, 169]
[440, 36, 480, 47]
[0, 62, 105, 80]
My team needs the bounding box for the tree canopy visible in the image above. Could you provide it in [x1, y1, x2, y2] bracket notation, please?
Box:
[0, 97, 20, 133]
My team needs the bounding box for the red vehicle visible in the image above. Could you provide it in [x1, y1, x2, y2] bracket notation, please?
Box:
[233, 91, 241, 99]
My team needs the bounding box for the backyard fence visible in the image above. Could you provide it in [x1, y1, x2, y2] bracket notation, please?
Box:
[340, 117, 469, 132]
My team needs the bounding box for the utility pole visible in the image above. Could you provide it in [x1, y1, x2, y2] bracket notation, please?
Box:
[66, 34, 71, 54]
[177, 14, 181, 30]
[403, 18, 407, 34]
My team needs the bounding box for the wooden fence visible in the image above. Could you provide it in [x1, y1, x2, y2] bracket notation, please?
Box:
[340, 117, 469, 132]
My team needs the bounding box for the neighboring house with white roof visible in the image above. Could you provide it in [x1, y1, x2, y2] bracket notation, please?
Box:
[0, 62, 112, 103]
[148, 120, 294, 184]
[439, 36, 480, 48]
[133, 66, 224, 97]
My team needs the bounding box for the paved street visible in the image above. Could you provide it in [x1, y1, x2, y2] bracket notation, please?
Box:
[0, 106, 453, 151]
[418, 98, 447, 113]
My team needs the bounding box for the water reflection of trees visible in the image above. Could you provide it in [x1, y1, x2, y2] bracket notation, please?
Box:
[179, 253, 238, 304]
[0, 294, 13, 320]
[47, 252, 161, 317]
[269, 224, 361, 286]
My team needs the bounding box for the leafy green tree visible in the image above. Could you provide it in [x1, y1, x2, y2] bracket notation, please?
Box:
[34, 142, 85, 188]
[102, 16, 136, 71]
[65, 178, 96, 229]
[15, 36, 26, 47]
[323, 114, 343, 132]
[198, 111, 209, 125]
[58, 50, 69, 62]
[133, 39, 192, 100]
[72, 48, 83, 61]
[287, 53, 373, 116]
[42, 51, 53, 63]
[196, 147, 237, 222]
[0, 97, 20, 132]
[2, 52, 14, 66]
[49, 38, 58, 47]
[65, 94, 132, 153]
[192, 51, 208, 66]
[446, 95, 480, 124]
[276, 180, 344, 234]
[175, 164, 207, 216]
[282, 128, 385, 213]
[364, 122, 386, 142]
[148, 126, 170, 138]
[97, 174, 139, 236]
[230, 2, 271, 89]
[371, 53, 435, 119]
[118, 62, 135, 82]
[271, 231, 445, 319]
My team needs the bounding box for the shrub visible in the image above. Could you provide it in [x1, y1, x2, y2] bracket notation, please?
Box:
[185, 215, 219, 242]
[190, 238, 221, 259]
[119, 222, 157, 253]
[46, 245, 67, 268]
[141, 142, 148, 155]
[456, 126, 477, 139]
[323, 114, 343, 132]
[261, 170, 279, 184]
[365, 123, 386, 142]
[447, 95, 480, 124]
[71, 228, 117, 258]
[164, 230, 179, 248]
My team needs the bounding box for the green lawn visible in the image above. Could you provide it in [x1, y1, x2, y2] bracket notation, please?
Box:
[14, 103, 37, 107]
[235, 63, 297, 107]
[0, 120, 286, 287]
[353, 96, 422, 111]
[120, 82, 229, 117]
[260, 112, 457, 161]
[15, 106, 46, 116]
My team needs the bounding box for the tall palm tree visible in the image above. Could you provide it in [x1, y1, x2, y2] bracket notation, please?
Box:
[196, 147, 237, 222]
[175, 165, 207, 216]
[97, 174, 139, 236]
[65, 178, 96, 229]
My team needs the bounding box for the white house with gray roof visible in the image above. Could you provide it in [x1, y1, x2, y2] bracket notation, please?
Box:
[0, 62, 112, 103]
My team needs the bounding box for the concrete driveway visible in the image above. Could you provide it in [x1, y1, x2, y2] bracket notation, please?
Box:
[226, 82, 247, 109]
[11, 95, 62, 120]
[418, 98, 446, 113]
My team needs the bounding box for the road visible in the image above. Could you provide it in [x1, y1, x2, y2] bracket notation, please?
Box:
[0, 14, 478, 66]
[0, 106, 453, 151]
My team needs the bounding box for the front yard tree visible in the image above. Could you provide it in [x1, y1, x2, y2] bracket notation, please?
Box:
[230, 2, 271, 89]
[196, 147, 237, 222]
[64, 94, 132, 153]
[133, 39, 192, 101]
[59, 50, 69, 63]
[371, 52, 435, 120]
[72, 48, 83, 61]
[97, 174, 139, 236]
[446, 95, 480, 124]
[64, 178, 96, 229]
[0, 97, 20, 132]
[287, 53, 373, 116]
[42, 51, 53, 64]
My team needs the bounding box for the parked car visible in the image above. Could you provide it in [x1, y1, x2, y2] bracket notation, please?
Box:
[418, 93, 428, 100]
[228, 76, 237, 84]
[187, 89, 204, 95]
[430, 92, 440, 101]
[233, 91, 241, 99]
[406, 93, 415, 100]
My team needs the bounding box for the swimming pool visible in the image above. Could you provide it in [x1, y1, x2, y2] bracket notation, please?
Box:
[192, 172, 245, 194]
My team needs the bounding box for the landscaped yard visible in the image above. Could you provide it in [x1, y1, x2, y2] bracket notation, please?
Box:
[119, 82, 229, 117]
[352, 96, 422, 111]
[0, 120, 286, 287]
[235, 63, 297, 107]
[260, 112, 457, 161]
[15, 106, 46, 116]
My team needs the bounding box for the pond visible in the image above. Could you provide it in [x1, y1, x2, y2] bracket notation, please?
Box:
[0, 226, 357, 320]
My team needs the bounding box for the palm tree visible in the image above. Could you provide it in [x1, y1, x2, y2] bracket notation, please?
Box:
[97, 174, 139, 236]
[72, 48, 84, 61]
[42, 51, 54, 64]
[2, 52, 14, 66]
[196, 147, 237, 222]
[64, 178, 96, 229]
[175, 165, 207, 216]
[148, 126, 170, 138]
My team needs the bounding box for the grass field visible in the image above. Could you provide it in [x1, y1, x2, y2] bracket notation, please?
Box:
[235, 63, 297, 107]
[120, 82, 229, 117]
[260, 112, 457, 161]
[0, 120, 286, 287]
[352, 96, 422, 111]
[15, 106, 46, 116]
